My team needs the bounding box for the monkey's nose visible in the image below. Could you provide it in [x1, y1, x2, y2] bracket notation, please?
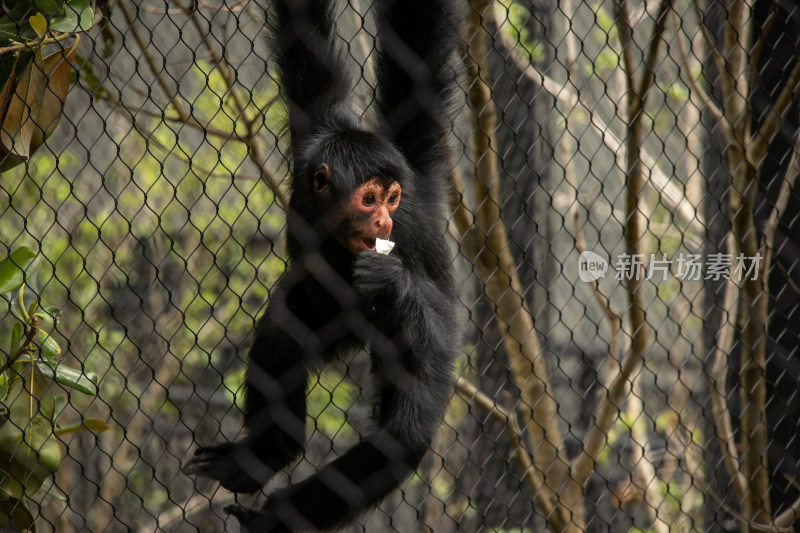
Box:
[375, 212, 393, 235]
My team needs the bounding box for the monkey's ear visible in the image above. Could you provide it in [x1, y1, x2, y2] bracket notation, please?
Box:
[313, 163, 331, 194]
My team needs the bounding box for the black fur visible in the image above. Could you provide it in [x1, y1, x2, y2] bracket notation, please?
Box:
[184, 0, 462, 530]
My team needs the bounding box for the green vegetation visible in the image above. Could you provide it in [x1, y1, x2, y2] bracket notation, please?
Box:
[0, 246, 102, 529]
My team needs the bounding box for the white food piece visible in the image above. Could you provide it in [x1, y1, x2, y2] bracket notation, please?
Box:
[375, 238, 395, 255]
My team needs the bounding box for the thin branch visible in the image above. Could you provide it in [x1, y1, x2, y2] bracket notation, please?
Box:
[1, 316, 38, 374]
[141, 123, 264, 183]
[672, 11, 730, 142]
[572, 211, 622, 361]
[614, 0, 636, 99]
[448, 165, 475, 240]
[623, 5, 671, 528]
[175, 0, 254, 134]
[749, 126, 800, 518]
[94, 88, 273, 185]
[140, 1, 250, 15]
[118, 1, 189, 123]
[707, 234, 747, 501]
[774, 493, 800, 531]
[692, 2, 726, 81]
[120, 99, 250, 143]
[0, 29, 82, 56]
[718, 1, 772, 522]
[455, 378, 548, 508]
[687, 474, 793, 532]
[175, 0, 286, 204]
[721, 0, 753, 141]
[577, 0, 674, 490]
[117, 0, 287, 207]
[158, 493, 237, 531]
[634, 0, 673, 109]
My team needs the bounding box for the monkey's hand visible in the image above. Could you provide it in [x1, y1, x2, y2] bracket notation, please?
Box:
[182, 442, 266, 494]
[353, 251, 410, 301]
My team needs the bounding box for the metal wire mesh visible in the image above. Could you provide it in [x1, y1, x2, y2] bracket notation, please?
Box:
[0, 0, 798, 531]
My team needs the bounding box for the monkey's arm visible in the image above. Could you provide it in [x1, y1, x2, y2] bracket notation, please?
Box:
[268, 0, 352, 140]
[375, 0, 462, 179]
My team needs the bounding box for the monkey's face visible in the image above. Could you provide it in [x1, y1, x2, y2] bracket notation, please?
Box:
[313, 164, 401, 254]
[342, 178, 401, 253]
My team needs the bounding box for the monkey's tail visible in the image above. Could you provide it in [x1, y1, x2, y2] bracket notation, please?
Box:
[255, 429, 427, 531]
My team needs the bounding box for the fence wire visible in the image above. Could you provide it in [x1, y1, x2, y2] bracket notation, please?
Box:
[0, 0, 798, 532]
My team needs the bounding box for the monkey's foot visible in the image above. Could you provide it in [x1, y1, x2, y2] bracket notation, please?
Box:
[225, 504, 291, 533]
[182, 443, 266, 494]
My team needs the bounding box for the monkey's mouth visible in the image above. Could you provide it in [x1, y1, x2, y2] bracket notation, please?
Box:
[360, 235, 392, 252]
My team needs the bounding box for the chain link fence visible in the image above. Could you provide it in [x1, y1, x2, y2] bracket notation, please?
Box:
[0, 0, 798, 531]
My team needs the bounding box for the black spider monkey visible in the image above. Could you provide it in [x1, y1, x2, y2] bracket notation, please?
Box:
[183, 0, 462, 530]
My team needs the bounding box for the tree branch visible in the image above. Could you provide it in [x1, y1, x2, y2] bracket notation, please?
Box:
[492, 9, 704, 244]
[458, 1, 574, 529]
[572, 211, 622, 362]
[118, 1, 189, 124]
[707, 233, 747, 502]
[455, 377, 549, 509]
[673, 11, 731, 143]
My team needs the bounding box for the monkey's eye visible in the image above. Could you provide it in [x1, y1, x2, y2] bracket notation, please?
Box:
[388, 194, 398, 205]
[363, 194, 376, 206]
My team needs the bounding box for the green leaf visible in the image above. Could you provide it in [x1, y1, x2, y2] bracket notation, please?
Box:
[0, 1, 36, 22]
[42, 306, 61, 317]
[23, 253, 40, 294]
[9, 323, 22, 354]
[49, 0, 93, 33]
[38, 0, 66, 14]
[35, 362, 96, 396]
[35, 306, 61, 328]
[0, 496, 35, 530]
[54, 417, 107, 436]
[0, 247, 37, 294]
[26, 297, 38, 319]
[0, 364, 61, 500]
[29, 12, 47, 38]
[37, 331, 61, 362]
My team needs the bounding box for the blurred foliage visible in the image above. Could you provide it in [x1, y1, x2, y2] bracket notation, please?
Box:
[500, 0, 546, 64]
[0, 246, 102, 529]
[307, 369, 358, 440]
[0, 13, 287, 524]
